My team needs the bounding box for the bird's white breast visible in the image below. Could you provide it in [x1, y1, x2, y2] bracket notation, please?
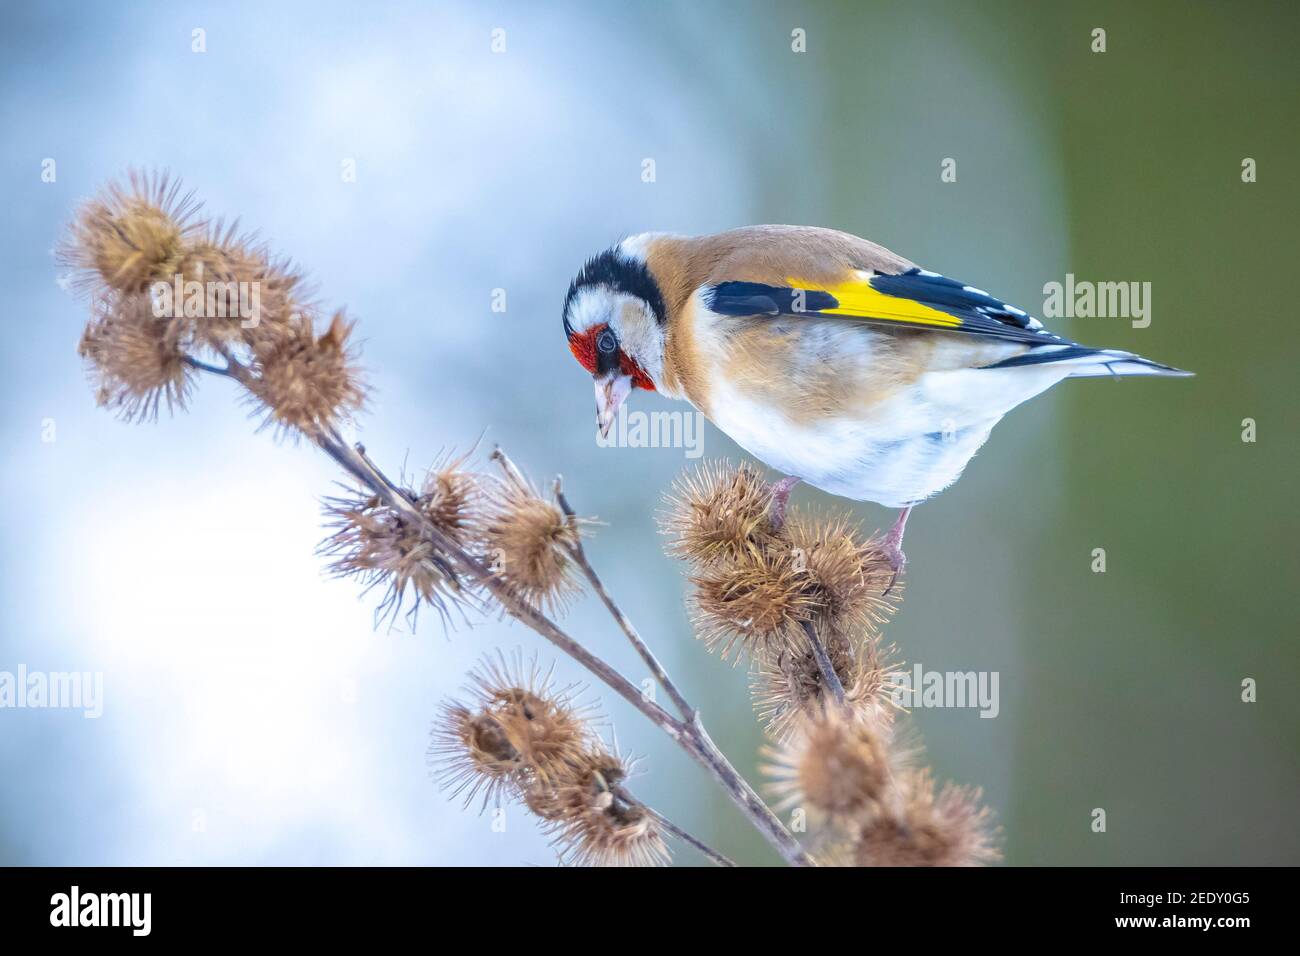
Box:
[681, 296, 1070, 508]
[704, 376, 1002, 508]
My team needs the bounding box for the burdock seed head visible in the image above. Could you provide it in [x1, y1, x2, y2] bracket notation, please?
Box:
[320, 488, 466, 627]
[58, 170, 201, 297]
[248, 310, 367, 438]
[850, 769, 1001, 867]
[522, 747, 627, 822]
[530, 748, 670, 867]
[77, 292, 195, 421]
[480, 470, 584, 616]
[415, 449, 486, 552]
[752, 633, 890, 741]
[466, 653, 592, 783]
[786, 510, 899, 636]
[688, 545, 818, 660]
[429, 652, 593, 809]
[179, 219, 314, 353]
[429, 701, 528, 810]
[764, 707, 896, 826]
[752, 631, 902, 742]
[659, 461, 780, 568]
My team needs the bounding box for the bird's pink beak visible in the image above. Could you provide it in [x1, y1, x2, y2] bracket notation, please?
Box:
[595, 373, 633, 439]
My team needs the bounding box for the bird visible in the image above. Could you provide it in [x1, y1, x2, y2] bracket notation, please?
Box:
[561, 225, 1190, 583]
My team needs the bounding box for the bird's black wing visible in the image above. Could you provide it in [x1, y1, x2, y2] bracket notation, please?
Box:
[704, 267, 1072, 347]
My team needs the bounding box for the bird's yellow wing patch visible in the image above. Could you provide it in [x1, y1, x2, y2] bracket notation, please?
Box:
[704, 268, 1061, 345]
[785, 274, 962, 328]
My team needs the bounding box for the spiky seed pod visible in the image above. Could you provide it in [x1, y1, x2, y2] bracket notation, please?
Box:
[689, 546, 818, 660]
[850, 769, 1001, 867]
[415, 451, 485, 551]
[489, 685, 585, 781]
[754, 633, 861, 740]
[178, 220, 314, 353]
[843, 641, 904, 728]
[77, 293, 195, 421]
[552, 797, 668, 867]
[481, 473, 583, 615]
[428, 702, 527, 810]
[521, 777, 569, 822]
[320, 488, 469, 626]
[534, 749, 670, 867]
[248, 310, 366, 437]
[659, 461, 780, 568]
[764, 708, 896, 826]
[522, 748, 625, 822]
[58, 170, 201, 297]
[466, 654, 592, 782]
[429, 653, 593, 809]
[786, 511, 899, 636]
[752, 635, 902, 741]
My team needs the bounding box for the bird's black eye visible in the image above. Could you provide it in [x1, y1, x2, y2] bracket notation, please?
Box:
[597, 329, 617, 354]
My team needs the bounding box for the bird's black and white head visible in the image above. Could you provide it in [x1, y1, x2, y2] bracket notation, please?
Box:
[562, 240, 667, 437]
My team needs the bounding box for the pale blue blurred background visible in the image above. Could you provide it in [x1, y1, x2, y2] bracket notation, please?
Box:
[2, 0, 1296, 865]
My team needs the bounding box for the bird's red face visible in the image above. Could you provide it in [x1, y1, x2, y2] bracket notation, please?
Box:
[567, 321, 655, 438]
[567, 322, 655, 390]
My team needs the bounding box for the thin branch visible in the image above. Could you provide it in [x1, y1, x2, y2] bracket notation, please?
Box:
[615, 785, 735, 868]
[489, 445, 531, 491]
[548, 473, 696, 722]
[801, 619, 847, 707]
[345, 433, 415, 502]
[182, 355, 234, 377]
[682, 711, 811, 865]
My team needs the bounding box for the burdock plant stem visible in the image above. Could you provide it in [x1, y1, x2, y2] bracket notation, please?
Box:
[800, 620, 847, 707]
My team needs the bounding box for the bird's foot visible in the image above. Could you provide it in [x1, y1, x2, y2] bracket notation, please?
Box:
[880, 506, 912, 595]
[881, 540, 907, 596]
[768, 476, 802, 533]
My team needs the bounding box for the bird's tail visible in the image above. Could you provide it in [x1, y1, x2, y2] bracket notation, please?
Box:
[984, 344, 1194, 378]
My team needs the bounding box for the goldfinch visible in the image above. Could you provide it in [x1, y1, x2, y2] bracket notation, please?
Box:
[562, 226, 1190, 577]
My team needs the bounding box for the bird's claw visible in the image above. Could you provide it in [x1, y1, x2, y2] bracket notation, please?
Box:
[881, 541, 906, 596]
[879, 506, 911, 595]
[768, 476, 802, 533]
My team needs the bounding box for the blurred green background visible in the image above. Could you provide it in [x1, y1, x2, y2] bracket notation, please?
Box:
[1, 0, 1295, 865]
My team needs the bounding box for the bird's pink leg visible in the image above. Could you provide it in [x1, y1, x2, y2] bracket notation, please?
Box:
[881, 506, 911, 594]
[768, 476, 802, 532]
